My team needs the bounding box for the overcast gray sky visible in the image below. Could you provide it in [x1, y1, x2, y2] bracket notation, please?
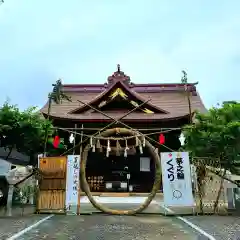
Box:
[0, 0, 239, 110]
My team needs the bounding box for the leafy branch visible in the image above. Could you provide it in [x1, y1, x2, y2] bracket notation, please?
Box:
[43, 79, 71, 156]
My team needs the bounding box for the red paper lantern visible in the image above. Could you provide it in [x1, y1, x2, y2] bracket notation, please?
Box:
[159, 134, 165, 145]
[53, 135, 60, 148]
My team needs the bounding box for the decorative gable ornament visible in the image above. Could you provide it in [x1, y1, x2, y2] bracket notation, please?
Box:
[110, 88, 128, 99]
[68, 65, 168, 115]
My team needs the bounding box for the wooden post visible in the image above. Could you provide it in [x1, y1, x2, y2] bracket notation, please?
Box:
[6, 184, 14, 216]
[184, 84, 192, 124]
[43, 94, 52, 157]
[73, 123, 77, 155]
[77, 124, 83, 215]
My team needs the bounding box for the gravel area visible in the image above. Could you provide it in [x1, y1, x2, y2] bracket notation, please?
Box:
[16, 215, 200, 240]
[184, 215, 240, 240]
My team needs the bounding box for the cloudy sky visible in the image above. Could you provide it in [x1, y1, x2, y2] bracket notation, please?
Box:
[0, 0, 239, 110]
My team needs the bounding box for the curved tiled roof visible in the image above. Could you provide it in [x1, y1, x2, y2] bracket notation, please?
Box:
[40, 67, 206, 121]
[40, 90, 206, 121]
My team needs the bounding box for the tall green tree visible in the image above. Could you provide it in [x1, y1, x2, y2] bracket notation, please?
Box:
[0, 101, 53, 165]
[183, 101, 240, 174]
[43, 79, 71, 156]
[183, 101, 240, 211]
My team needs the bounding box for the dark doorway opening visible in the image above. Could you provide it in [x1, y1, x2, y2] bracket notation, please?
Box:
[85, 148, 155, 193]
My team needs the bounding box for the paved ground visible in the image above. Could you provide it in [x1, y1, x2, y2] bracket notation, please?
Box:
[0, 215, 48, 240]
[15, 215, 201, 240]
[184, 215, 240, 240]
[5, 213, 240, 240]
[2, 197, 240, 239]
[0, 205, 48, 240]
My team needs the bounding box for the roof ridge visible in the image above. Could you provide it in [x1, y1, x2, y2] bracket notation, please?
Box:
[63, 82, 198, 87]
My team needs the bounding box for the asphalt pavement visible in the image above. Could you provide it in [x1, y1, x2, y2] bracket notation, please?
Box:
[2, 197, 239, 239]
[14, 214, 202, 240]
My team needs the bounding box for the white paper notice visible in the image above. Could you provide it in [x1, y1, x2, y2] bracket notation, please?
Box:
[65, 155, 80, 214]
[160, 152, 194, 207]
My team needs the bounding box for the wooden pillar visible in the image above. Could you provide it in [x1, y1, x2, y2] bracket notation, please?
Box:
[6, 184, 14, 216]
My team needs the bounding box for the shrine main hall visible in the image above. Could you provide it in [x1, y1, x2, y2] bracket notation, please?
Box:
[40, 65, 206, 193]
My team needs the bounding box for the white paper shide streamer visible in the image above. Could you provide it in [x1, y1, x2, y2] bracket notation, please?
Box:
[69, 133, 75, 144]
[124, 139, 129, 157]
[106, 139, 111, 157]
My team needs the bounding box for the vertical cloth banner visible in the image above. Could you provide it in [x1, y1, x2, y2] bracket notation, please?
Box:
[161, 152, 194, 207]
[65, 155, 80, 215]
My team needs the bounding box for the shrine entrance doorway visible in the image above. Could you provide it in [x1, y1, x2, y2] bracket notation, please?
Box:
[86, 149, 155, 193]
[80, 127, 161, 215]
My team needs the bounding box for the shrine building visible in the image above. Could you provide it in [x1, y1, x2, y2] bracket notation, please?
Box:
[40, 65, 206, 193]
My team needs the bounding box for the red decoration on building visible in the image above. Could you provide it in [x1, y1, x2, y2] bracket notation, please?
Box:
[53, 136, 60, 148]
[159, 134, 165, 145]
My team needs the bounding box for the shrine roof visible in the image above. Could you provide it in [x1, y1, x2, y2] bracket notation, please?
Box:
[40, 65, 206, 122]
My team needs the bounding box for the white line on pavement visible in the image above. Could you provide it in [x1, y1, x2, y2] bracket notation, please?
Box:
[160, 205, 216, 240]
[7, 214, 54, 240]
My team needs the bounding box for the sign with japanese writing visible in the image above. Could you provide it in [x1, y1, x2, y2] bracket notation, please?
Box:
[161, 152, 194, 207]
[65, 155, 80, 214]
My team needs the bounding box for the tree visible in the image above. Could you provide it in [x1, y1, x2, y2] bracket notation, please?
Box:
[43, 79, 71, 156]
[183, 101, 240, 173]
[183, 101, 240, 212]
[0, 101, 53, 165]
[0, 102, 53, 215]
